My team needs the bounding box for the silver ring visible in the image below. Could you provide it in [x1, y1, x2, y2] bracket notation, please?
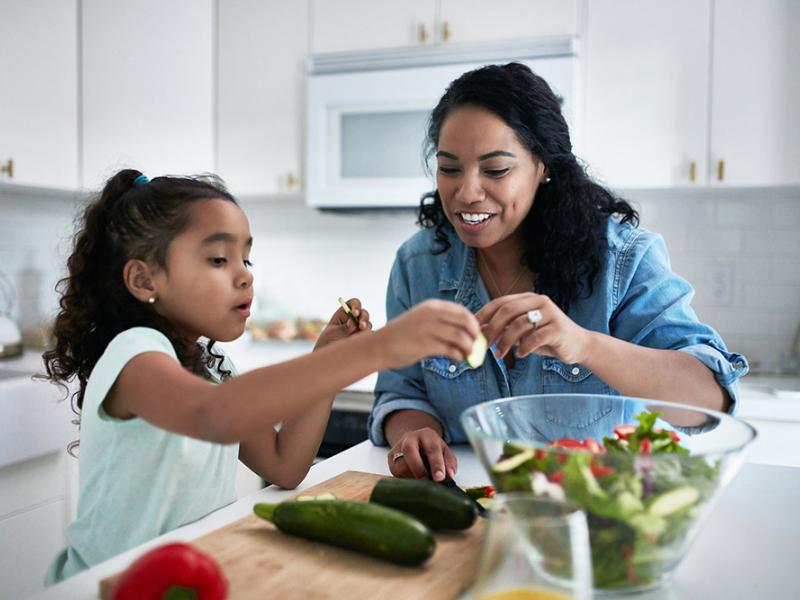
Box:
[392, 451, 405, 462]
[526, 309, 542, 328]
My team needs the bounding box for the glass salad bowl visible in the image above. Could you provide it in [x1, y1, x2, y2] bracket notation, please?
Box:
[460, 394, 757, 594]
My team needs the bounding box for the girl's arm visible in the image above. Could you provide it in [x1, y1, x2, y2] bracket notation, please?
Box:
[106, 300, 481, 445]
[238, 302, 368, 489]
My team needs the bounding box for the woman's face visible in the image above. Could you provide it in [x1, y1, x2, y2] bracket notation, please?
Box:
[436, 105, 547, 250]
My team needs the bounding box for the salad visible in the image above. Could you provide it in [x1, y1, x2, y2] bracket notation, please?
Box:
[490, 412, 720, 590]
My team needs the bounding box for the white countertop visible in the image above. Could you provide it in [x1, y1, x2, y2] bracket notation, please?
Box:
[33, 441, 800, 600]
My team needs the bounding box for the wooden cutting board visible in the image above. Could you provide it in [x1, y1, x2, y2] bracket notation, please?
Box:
[99, 471, 485, 599]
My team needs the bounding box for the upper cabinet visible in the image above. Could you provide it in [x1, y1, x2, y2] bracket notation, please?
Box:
[80, 0, 215, 190]
[710, 0, 800, 187]
[437, 0, 579, 44]
[217, 0, 308, 197]
[311, 0, 436, 53]
[311, 0, 578, 54]
[0, 0, 78, 190]
[581, 0, 711, 188]
[582, 0, 800, 189]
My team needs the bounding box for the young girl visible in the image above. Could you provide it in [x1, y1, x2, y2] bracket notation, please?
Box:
[43, 169, 481, 583]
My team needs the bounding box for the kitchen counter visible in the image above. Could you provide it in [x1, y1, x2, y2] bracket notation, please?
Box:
[33, 441, 800, 600]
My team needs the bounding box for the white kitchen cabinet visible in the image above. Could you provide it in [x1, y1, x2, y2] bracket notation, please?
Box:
[311, 0, 435, 53]
[311, 0, 578, 54]
[0, 452, 70, 598]
[80, 0, 215, 190]
[582, 0, 800, 189]
[437, 0, 579, 45]
[709, 0, 800, 187]
[0, 0, 79, 190]
[217, 0, 308, 197]
[581, 0, 711, 188]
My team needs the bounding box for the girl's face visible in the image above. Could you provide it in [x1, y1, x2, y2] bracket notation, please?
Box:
[152, 198, 254, 342]
[435, 105, 547, 251]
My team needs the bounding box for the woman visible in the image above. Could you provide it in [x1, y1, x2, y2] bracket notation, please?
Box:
[368, 62, 748, 482]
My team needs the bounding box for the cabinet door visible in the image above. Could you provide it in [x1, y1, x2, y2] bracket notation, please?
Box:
[0, 0, 78, 189]
[438, 0, 579, 44]
[311, 0, 436, 54]
[582, 0, 711, 188]
[710, 0, 800, 186]
[81, 0, 214, 190]
[217, 0, 308, 196]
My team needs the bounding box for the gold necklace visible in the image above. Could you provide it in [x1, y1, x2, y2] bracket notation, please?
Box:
[479, 252, 527, 297]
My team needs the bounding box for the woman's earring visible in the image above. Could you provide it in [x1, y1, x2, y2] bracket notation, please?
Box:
[544, 176, 552, 184]
[147, 296, 156, 304]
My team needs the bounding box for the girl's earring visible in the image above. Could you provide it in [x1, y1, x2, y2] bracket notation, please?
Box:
[147, 296, 156, 304]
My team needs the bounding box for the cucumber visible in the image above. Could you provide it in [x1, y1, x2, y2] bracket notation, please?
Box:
[253, 499, 435, 566]
[492, 448, 535, 473]
[467, 333, 488, 368]
[647, 486, 700, 517]
[369, 477, 478, 530]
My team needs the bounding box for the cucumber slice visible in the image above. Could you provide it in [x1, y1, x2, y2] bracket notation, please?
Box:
[467, 333, 488, 368]
[648, 486, 700, 517]
[492, 448, 535, 472]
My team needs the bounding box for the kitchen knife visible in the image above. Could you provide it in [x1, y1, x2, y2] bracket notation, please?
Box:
[420, 453, 488, 517]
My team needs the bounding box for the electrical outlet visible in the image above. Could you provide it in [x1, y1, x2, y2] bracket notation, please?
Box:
[704, 260, 735, 306]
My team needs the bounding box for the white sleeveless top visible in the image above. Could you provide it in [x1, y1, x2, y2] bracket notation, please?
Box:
[45, 327, 239, 584]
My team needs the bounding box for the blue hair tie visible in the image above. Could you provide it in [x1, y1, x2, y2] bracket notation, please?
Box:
[133, 174, 149, 186]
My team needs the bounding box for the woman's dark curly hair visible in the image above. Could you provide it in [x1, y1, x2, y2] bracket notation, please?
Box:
[42, 169, 236, 450]
[419, 62, 639, 312]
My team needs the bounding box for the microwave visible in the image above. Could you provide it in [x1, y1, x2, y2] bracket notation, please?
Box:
[305, 38, 579, 209]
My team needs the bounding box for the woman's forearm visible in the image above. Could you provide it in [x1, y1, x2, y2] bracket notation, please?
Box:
[582, 332, 729, 425]
[384, 409, 444, 447]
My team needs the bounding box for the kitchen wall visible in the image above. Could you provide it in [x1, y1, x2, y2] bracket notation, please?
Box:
[1, 185, 798, 374]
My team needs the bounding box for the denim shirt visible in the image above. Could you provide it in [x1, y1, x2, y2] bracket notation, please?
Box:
[369, 218, 748, 446]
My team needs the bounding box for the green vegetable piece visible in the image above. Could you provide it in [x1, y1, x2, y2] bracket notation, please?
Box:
[492, 448, 535, 473]
[648, 486, 700, 517]
[254, 499, 435, 566]
[466, 333, 488, 368]
[370, 477, 477, 530]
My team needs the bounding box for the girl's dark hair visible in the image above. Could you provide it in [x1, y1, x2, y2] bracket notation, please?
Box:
[419, 62, 639, 312]
[42, 169, 237, 450]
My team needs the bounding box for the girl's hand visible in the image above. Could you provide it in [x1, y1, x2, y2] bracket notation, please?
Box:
[379, 299, 481, 369]
[314, 297, 372, 350]
[476, 292, 594, 364]
[388, 427, 457, 482]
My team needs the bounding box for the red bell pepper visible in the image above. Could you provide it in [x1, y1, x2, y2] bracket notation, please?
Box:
[614, 424, 637, 439]
[549, 438, 585, 449]
[640, 438, 652, 454]
[547, 471, 565, 484]
[111, 542, 227, 600]
[591, 466, 614, 478]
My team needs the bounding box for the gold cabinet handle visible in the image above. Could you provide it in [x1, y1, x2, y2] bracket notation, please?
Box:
[0, 158, 13, 179]
[717, 159, 725, 182]
[442, 21, 451, 42]
[417, 23, 428, 44]
[689, 160, 697, 183]
[286, 171, 298, 190]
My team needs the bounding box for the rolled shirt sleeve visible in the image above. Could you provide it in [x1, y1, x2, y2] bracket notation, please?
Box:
[609, 231, 749, 429]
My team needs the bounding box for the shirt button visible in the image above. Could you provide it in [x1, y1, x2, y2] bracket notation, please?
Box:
[571, 367, 580, 376]
[448, 364, 457, 373]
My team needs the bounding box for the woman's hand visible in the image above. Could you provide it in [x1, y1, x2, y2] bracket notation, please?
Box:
[314, 297, 372, 350]
[476, 292, 594, 364]
[388, 427, 457, 482]
[378, 299, 481, 369]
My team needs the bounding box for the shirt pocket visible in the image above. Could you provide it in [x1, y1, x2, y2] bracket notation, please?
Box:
[541, 358, 614, 429]
[421, 357, 487, 441]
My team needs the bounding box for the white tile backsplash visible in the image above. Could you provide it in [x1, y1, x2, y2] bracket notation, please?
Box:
[2, 186, 799, 374]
